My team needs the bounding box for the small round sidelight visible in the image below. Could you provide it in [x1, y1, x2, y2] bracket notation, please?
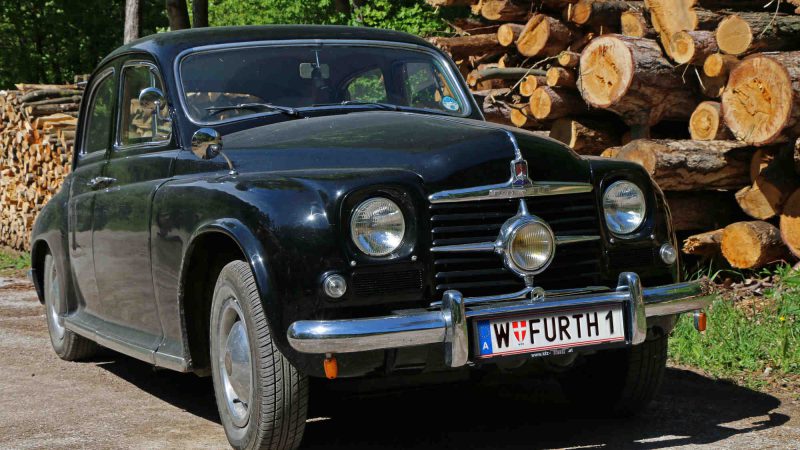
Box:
[508, 220, 555, 273]
[322, 274, 347, 298]
[660, 243, 678, 265]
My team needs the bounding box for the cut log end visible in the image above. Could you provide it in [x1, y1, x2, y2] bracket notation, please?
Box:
[683, 229, 723, 256]
[721, 55, 794, 146]
[497, 23, 524, 47]
[721, 221, 787, 269]
[703, 53, 739, 78]
[689, 101, 729, 141]
[546, 67, 577, 88]
[620, 10, 650, 38]
[577, 35, 633, 108]
[519, 75, 544, 97]
[716, 15, 753, 56]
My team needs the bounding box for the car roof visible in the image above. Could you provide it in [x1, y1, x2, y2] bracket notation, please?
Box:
[103, 25, 439, 66]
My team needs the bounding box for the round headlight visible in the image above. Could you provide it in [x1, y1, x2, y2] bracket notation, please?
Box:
[603, 181, 646, 235]
[350, 198, 405, 256]
[509, 221, 555, 272]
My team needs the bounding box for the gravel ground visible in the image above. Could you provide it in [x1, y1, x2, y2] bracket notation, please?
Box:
[1, 276, 799, 449]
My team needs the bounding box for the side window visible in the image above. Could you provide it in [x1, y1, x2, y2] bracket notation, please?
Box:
[345, 68, 387, 103]
[403, 62, 458, 112]
[118, 63, 171, 147]
[83, 71, 115, 155]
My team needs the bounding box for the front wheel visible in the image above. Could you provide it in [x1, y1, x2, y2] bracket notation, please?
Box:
[210, 260, 308, 450]
[559, 333, 668, 416]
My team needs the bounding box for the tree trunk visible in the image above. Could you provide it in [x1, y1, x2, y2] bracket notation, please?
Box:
[568, 0, 643, 30]
[689, 101, 731, 141]
[670, 30, 719, 65]
[549, 117, 620, 155]
[578, 35, 697, 126]
[529, 86, 586, 120]
[193, 0, 209, 28]
[644, 0, 698, 57]
[721, 221, 788, 269]
[620, 10, 655, 39]
[735, 146, 800, 220]
[124, 0, 140, 44]
[557, 51, 580, 68]
[703, 53, 740, 78]
[614, 139, 754, 191]
[166, 0, 190, 30]
[481, 0, 531, 21]
[519, 74, 545, 96]
[430, 34, 502, 61]
[546, 67, 577, 88]
[467, 67, 543, 88]
[517, 14, 581, 57]
[667, 191, 742, 231]
[780, 187, 800, 257]
[497, 23, 525, 47]
[715, 12, 800, 55]
[721, 51, 800, 146]
[425, 0, 475, 5]
[682, 229, 723, 256]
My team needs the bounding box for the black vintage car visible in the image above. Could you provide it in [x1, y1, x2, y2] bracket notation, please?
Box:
[29, 25, 711, 449]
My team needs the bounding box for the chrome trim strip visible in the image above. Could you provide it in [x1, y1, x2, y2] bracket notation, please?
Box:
[173, 39, 473, 127]
[430, 234, 600, 253]
[286, 273, 713, 362]
[428, 181, 594, 204]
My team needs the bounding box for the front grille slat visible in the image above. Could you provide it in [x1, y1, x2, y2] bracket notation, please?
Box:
[430, 192, 603, 299]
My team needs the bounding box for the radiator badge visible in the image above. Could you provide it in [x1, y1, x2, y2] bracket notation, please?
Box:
[511, 158, 532, 188]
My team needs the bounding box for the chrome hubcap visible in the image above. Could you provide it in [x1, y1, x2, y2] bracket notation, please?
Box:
[217, 299, 252, 428]
[46, 261, 65, 341]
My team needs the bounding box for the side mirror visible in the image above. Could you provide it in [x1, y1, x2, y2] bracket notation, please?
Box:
[138, 87, 170, 121]
[191, 127, 222, 160]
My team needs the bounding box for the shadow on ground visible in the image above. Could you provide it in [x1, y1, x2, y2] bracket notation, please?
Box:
[95, 353, 788, 449]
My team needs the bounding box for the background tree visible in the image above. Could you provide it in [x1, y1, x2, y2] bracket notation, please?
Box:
[124, 0, 140, 43]
[192, 0, 208, 27]
[165, 0, 190, 30]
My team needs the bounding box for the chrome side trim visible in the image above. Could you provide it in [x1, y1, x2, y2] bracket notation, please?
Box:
[555, 235, 601, 245]
[286, 273, 714, 363]
[428, 181, 594, 204]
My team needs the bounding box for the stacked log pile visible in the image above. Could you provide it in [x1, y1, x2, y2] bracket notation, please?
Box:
[0, 84, 82, 251]
[428, 0, 800, 270]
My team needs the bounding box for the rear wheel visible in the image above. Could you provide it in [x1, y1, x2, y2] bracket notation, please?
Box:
[43, 252, 98, 361]
[210, 260, 308, 450]
[559, 333, 668, 416]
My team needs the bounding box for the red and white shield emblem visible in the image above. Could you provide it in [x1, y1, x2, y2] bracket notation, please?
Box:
[512, 321, 527, 343]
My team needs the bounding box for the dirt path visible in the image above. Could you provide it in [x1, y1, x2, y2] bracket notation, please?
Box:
[1, 276, 799, 449]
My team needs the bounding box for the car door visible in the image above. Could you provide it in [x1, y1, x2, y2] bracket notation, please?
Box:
[68, 67, 116, 317]
[91, 59, 178, 351]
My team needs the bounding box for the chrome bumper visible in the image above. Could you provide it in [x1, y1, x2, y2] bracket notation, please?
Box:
[286, 272, 712, 368]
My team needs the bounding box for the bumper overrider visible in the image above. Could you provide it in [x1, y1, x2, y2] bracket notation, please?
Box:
[287, 272, 713, 368]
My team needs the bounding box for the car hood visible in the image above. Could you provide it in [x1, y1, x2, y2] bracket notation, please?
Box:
[221, 111, 591, 193]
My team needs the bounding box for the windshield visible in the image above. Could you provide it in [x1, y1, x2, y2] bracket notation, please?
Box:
[179, 43, 469, 124]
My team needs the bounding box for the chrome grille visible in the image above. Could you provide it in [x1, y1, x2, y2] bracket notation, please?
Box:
[430, 192, 602, 299]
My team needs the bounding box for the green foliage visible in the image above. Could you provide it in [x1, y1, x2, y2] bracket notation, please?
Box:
[207, 0, 455, 35]
[0, 0, 167, 89]
[669, 264, 800, 388]
[0, 250, 30, 276]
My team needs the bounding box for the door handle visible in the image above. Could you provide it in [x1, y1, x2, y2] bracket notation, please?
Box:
[87, 176, 116, 190]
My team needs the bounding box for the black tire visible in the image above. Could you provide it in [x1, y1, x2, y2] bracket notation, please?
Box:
[43, 252, 98, 361]
[559, 333, 668, 416]
[210, 260, 308, 450]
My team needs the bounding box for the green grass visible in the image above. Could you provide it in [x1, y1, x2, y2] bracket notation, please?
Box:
[0, 249, 30, 277]
[669, 264, 800, 389]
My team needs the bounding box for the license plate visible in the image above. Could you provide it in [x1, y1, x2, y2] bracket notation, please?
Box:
[475, 305, 626, 358]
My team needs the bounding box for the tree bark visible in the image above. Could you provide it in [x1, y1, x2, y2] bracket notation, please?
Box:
[614, 139, 754, 191]
[568, 0, 643, 30]
[430, 34, 502, 61]
[780, 187, 800, 257]
[193, 0, 209, 28]
[467, 67, 543, 88]
[578, 35, 697, 126]
[670, 30, 719, 65]
[549, 117, 620, 155]
[689, 101, 731, 141]
[517, 14, 581, 57]
[529, 86, 586, 120]
[721, 51, 800, 146]
[481, 0, 531, 22]
[166, 0, 191, 30]
[124, 0, 140, 44]
[721, 221, 789, 269]
[557, 51, 580, 68]
[546, 66, 577, 88]
[667, 191, 742, 231]
[682, 229, 723, 256]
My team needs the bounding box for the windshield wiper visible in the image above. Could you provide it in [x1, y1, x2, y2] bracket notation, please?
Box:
[205, 103, 300, 117]
[313, 100, 400, 111]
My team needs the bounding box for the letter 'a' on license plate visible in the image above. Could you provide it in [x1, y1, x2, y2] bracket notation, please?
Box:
[476, 305, 625, 358]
